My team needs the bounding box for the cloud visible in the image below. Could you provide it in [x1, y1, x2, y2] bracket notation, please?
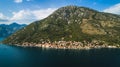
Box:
[0, 13, 9, 24]
[14, 0, 23, 3]
[10, 10, 35, 24]
[0, 8, 57, 24]
[0, 8, 56, 24]
[11, 8, 57, 21]
[14, 0, 32, 3]
[11, 10, 32, 21]
[0, 13, 8, 19]
[32, 8, 57, 20]
[103, 3, 120, 15]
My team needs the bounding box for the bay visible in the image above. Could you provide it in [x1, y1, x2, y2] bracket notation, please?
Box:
[0, 38, 120, 67]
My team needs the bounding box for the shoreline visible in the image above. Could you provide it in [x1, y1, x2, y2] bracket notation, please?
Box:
[16, 44, 119, 50]
[10, 41, 119, 50]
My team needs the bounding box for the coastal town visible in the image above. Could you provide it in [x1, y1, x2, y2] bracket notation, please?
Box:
[19, 40, 118, 49]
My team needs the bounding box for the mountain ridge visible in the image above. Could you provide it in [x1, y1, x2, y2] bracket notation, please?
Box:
[0, 23, 26, 38]
[3, 6, 120, 48]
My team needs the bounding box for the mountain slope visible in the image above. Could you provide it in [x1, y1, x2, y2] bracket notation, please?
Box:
[0, 23, 26, 37]
[3, 6, 120, 46]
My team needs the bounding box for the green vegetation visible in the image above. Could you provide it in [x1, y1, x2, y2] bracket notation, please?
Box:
[3, 6, 120, 46]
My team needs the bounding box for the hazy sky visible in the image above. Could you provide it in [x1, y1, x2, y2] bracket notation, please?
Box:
[0, 0, 120, 24]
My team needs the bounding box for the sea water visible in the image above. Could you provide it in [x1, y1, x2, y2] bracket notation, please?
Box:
[0, 38, 120, 67]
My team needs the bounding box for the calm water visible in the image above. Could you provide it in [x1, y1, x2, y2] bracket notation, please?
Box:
[0, 38, 120, 67]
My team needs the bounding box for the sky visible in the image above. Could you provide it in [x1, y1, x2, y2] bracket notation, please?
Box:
[0, 0, 120, 24]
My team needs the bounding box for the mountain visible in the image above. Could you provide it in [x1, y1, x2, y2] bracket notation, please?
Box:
[3, 6, 120, 46]
[0, 23, 26, 38]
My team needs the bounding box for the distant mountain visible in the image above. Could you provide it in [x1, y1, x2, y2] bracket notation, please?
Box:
[3, 6, 120, 46]
[0, 23, 26, 38]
